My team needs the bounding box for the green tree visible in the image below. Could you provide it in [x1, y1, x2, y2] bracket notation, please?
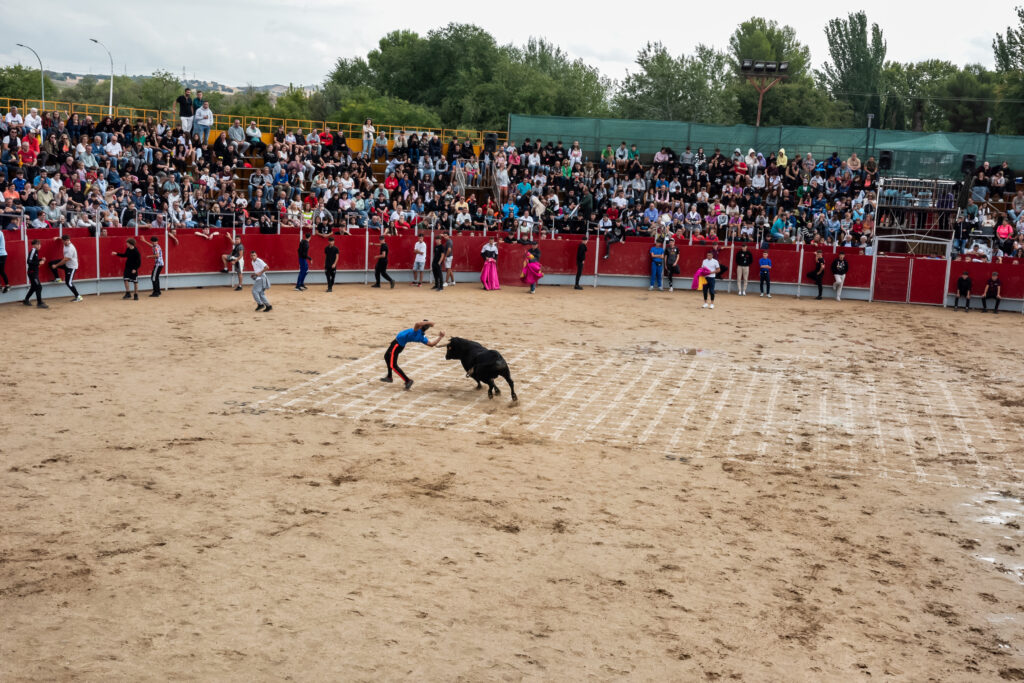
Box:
[993, 6, 1024, 71]
[0, 65, 58, 103]
[993, 7, 1024, 133]
[819, 11, 887, 124]
[726, 17, 849, 127]
[614, 42, 737, 124]
[929, 65, 997, 132]
[879, 60, 960, 131]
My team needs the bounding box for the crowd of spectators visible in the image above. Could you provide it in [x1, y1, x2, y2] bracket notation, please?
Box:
[1, 94, 1022, 265]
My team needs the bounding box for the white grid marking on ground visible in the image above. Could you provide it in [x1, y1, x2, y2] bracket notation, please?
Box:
[256, 346, 1023, 489]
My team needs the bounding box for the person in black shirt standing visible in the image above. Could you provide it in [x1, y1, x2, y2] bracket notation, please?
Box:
[953, 271, 973, 311]
[830, 253, 849, 301]
[371, 236, 394, 288]
[295, 231, 311, 291]
[734, 244, 753, 295]
[175, 88, 195, 134]
[111, 237, 141, 300]
[22, 239, 47, 308]
[324, 236, 339, 292]
[808, 249, 825, 299]
[664, 238, 680, 292]
[982, 272, 1002, 313]
[431, 235, 446, 291]
[574, 235, 588, 290]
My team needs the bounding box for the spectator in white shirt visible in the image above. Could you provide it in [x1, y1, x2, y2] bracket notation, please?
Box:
[104, 138, 123, 159]
[23, 108, 42, 135]
[4, 107, 23, 129]
[193, 102, 214, 144]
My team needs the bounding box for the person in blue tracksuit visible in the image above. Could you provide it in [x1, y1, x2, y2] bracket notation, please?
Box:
[649, 238, 664, 291]
[381, 321, 445, 390]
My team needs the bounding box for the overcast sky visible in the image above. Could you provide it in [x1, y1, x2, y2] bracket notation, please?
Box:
[0, 1, 1016, 88]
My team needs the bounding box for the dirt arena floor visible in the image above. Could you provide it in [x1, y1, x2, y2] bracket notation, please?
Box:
[2, 281, 1023, 681]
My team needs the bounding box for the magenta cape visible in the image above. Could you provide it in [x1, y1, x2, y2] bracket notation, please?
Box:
[481, 260, 500, 290]
[521, 261, 544, 285]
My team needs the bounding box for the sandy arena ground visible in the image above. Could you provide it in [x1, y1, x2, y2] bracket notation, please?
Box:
[2, 282, 1023, 681]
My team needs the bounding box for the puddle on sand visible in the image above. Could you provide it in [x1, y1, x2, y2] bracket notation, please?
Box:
[958, 490, 1024, 585]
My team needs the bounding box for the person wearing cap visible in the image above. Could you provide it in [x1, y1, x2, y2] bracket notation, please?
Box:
[831, 253, 849, 301]
[250, 250, 271, 312]
[981, 271, 1002, 313]
[49, 234, 82, 302]
[808, 249, 826, 299]
[112, 237, 141, 300]
[380, 321, 445, 391]
[370, 235, 395, 289]
[146, 236, 164, 297]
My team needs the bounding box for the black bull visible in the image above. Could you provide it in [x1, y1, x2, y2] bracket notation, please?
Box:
[444, 337, 517, 401]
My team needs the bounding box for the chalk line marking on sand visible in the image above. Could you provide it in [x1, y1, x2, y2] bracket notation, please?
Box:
[256, 345, 1022, 489]
[639, 361, 699, 446]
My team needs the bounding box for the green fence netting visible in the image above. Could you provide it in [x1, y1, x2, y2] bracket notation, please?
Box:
[508, 114, 1024, 180]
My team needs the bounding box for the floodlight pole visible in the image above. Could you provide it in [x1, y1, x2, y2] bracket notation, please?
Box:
[747, 76, 783, 128]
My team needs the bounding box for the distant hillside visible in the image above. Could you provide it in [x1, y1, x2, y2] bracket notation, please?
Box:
[45, 71, 315, 96]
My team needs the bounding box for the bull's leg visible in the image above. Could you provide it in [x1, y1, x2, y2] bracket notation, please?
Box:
[485, 378, 498, 399]
[501, 369, 517, 402]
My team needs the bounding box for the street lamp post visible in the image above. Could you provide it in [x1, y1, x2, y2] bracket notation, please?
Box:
[15, 43, 44, 109]
[89, 38, 114, 115]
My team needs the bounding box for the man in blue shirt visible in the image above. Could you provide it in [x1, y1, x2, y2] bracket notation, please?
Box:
[758, 251, 772, 298]
[649, 238, 664, 291]
[381, 321, 446, 390]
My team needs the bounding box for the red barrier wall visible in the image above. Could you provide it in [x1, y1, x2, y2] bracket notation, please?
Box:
[947, 261, 1024, 298]
[5, 233, 1024, 305]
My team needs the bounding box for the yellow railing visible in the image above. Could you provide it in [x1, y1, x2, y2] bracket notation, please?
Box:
[0, 96, 508, 148]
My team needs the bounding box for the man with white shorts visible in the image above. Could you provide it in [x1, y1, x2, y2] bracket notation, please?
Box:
[412, 234, 427, 286]
[175, 88, 195, 133]
[831, 253, 849, 301]
[443, 231, 455, 286]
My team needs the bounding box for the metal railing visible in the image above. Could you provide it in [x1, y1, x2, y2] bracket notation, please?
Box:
[0, 96, 508, 149]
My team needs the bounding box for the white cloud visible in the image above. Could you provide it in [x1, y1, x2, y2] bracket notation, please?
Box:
[0, 0, 1016, 88]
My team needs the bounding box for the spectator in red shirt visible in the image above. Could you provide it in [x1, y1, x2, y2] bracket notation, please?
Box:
[18, 142, 38, 182]
[319, 128, 334, 148]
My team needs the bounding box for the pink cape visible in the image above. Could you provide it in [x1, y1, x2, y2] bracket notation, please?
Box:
[520, 261, 544, 285]
[691, 266, 712, 290]
[481, 260, 501, 290]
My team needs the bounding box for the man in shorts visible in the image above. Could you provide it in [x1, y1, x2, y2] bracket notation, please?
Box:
[412, 233, 427, 287]
[221, 234, 244, 290]
[443, 231, 455, 286]
[111, 237, 141, 300]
